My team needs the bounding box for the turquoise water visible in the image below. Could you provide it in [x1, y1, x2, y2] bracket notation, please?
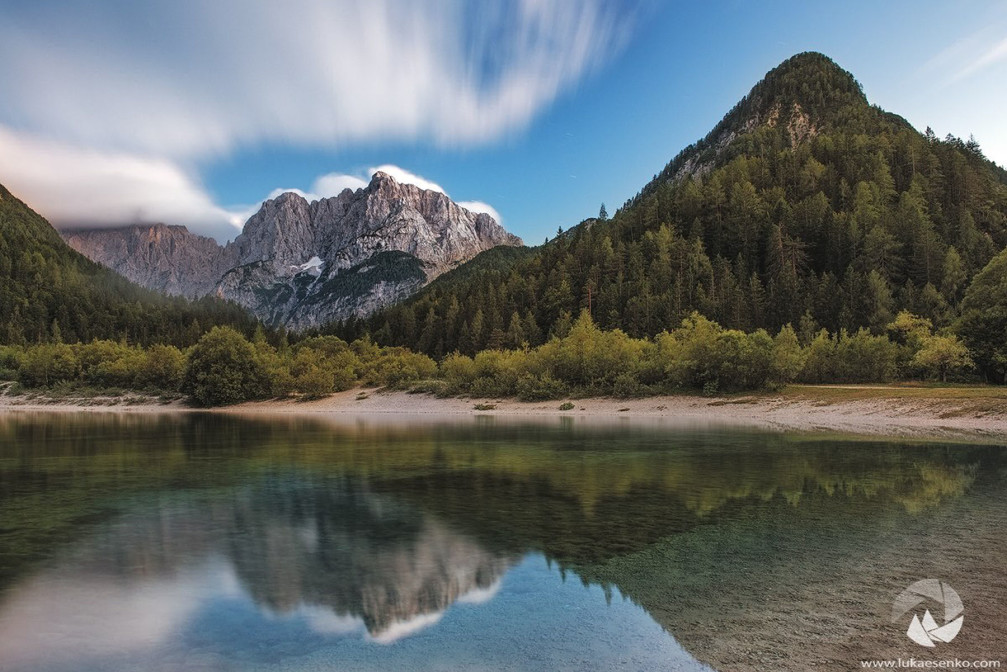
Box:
[0, 413, 1004, 670]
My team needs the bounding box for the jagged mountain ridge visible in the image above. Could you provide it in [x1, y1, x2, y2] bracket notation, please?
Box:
[63, 171, 522, 330]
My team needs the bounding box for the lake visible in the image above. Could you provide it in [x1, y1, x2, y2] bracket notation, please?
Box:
[0, 412, 1004, 670]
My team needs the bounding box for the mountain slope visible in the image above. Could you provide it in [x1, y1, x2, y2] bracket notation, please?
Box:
[62, 223, 230, 298]
[65, 171, 522, 330]
[340, 52, 1007, 357]
[0, 183, 257, 345]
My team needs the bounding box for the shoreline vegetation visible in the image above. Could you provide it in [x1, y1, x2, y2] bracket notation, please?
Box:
[2, 307, 1006, 439]
[0, 308, 987, 401]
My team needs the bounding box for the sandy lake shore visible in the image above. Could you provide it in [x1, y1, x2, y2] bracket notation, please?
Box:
[2, 385, 1006, 441]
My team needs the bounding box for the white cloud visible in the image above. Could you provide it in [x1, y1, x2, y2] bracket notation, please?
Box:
[311, 173, 369, 198]
[0, 125, 245, 241]
[457, 200, 502, 224]
[456, 578, 503, 605]
[369, 164, 445, 193]
[0, 560, 239, 670]
[918, 23, 1007, 85]
[366, 611, 444, 645]
[0, 0, 638, 159]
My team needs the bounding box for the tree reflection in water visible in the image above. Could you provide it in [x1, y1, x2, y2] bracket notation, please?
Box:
[0, 412, 1003, 671]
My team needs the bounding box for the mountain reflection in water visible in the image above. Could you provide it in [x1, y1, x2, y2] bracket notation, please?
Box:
[0, 413, 1004, 671]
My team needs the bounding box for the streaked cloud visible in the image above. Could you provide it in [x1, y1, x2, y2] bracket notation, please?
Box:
[955, 36, 1007, 80]
[0, 0, 638, 158]
[0, 1, 629, 235]
[918, 23, 1007, 85]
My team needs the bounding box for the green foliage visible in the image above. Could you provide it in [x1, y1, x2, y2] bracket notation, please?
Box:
[534, 311, 649, 392]
[1, 309, 986, 402]
[958, 249, 1007, 383]
[832, 329, 900, 383]
[0, 346, 21, 380]
[139, 345, 185, 390]
[182, 327, 271, 406]
[289, 336, 360, 397]
[656, 315, 776, 392]
[18, 344, 78, 387]
[772, 325, 806, 385]
[443, 311, 799, 399]
[799, 328, 899, 383]
[5, 326, 440, 404]
[913, 335, 973, 382]
[358, 346, 437, 388]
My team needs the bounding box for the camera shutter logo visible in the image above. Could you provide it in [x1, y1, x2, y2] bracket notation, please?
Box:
[891, 579, 964, 648]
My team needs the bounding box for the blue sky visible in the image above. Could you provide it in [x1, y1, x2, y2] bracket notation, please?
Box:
[1, 1, 1006, 243]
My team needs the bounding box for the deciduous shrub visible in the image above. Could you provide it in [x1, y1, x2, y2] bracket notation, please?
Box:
[18, 344, 78, 387]
[182, 327, 270, 406]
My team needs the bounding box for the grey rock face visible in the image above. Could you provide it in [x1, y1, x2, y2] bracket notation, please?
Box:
[62, 172, 522, 330]
[62, 223, 233, 298]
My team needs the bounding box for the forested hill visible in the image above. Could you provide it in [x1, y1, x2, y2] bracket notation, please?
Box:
[0, 183, 258, 345]
[336, 52, 1007, 359]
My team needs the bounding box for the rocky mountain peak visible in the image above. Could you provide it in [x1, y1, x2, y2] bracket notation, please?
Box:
[63, 171, 523, 330]
[634, 52, 892, 195]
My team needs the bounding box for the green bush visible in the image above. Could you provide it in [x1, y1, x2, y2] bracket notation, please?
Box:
[771, 324, 805, 385]
[0, 346, 22, 381]
[361, 347, 437, 388]
[440, 352, 478, 391]
[182, 327, 270, 406]
[90, 353, 145, 388]
[515, 373, 567, 401]
[833, 328, 899, 382]
[656, 313, 723, 390]
[139, 345, 185, 391]
[18, 344, 78, 387]
[612, 371, 647, 398]
[800, 329, 836, 382]
[913, 334, 973, 382]
[535, 312, 648, 388]
[711, 329, 774, 391]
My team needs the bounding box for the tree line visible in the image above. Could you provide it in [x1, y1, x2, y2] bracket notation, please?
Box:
[0, 303, 985, 406]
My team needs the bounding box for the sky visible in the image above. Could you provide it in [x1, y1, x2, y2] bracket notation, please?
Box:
[1, 0, 1006, 244]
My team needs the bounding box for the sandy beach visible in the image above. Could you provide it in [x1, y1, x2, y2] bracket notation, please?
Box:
[2, 385, 1006, 440]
